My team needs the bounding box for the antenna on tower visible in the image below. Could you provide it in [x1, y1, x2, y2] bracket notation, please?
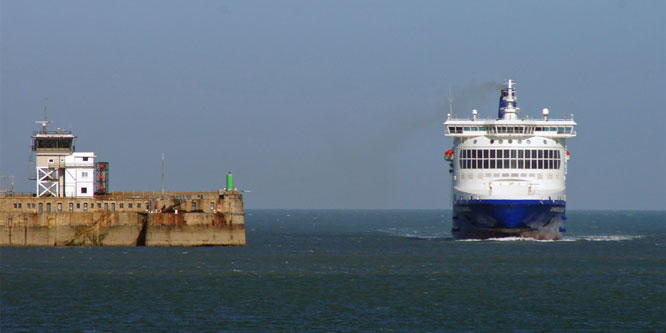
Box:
[43, 98, 48, 122]
[161, 153, 165, 194]
[35, 98, 51, 133]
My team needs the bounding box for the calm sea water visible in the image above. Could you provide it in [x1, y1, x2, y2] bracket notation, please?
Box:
[1, 210, 664, 331]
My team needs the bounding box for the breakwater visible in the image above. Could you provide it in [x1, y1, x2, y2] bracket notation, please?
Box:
[0, 191, 245, 246]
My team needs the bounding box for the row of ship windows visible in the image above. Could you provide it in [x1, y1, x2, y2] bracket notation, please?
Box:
[460, 159, 561, 170]
[448, 126, 573, 134]
[458, 149, 562, 170]
[460, 149, 561, 159]
[458, 173, 561, 180]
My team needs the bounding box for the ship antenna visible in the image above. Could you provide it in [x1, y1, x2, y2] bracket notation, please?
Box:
[448, 86, 454, 118]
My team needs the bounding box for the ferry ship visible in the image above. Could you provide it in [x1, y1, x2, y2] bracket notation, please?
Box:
[444, 80, 576, 240]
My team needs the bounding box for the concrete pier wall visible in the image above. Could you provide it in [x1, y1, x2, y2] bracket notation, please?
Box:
[0, 191, 245, 246]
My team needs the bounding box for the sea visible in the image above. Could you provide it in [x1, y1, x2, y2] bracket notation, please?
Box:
[1, 210, 664, 331]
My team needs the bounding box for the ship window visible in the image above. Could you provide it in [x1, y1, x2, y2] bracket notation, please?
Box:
[548, 150, 553, 158]
[549, 160, 554, 169]
[532, 160, 537, 169]
[503, 150, 509, 158]
[511, 150, 516, 158]
[464, 127, 470, 131]
[503, 160, 509, 168]
[456, 127, 462, 133]
[538, 160, 544, 169]
[490, 150, 495, 158]
[483, 150, 488, 158]
[472, 160, 477, 169]
[490, 160, 496, 168]
[448, 127, 455, 133]
[538, 150, 543, 158]
[511, 160, 516, 169]
[518, 150, 523, 158]
[518, 160, 524, 169]
[472, 150, 477, 158]
[483, 160, 489, 169]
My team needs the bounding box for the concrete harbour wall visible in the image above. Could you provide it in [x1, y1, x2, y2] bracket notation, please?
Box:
[0, 191, 245, 246]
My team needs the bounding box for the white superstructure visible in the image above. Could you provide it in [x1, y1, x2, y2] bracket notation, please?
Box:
[445, 80, 576, 203]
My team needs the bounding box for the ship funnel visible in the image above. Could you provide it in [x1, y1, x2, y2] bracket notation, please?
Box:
[498, 79, 519, 120]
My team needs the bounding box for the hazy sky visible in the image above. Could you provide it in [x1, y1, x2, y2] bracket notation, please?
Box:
[1, 0, 664, 209]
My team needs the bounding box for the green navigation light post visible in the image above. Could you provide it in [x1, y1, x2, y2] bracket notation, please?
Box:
[226, 172, 234, 191]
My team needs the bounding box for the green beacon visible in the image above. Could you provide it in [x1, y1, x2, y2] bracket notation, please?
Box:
[226, 172, 234, 191]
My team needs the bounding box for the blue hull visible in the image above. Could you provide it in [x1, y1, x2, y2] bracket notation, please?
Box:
[452, 200, 566, 240]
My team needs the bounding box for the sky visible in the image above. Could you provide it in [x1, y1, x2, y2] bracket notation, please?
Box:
[1, 0, 664, 210]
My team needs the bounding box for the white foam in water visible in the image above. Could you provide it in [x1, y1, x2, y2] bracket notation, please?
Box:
[377, 228, 448, 240]
[456, 235, 644, 242]
[457, 237, 559, 242]
[379, 228, 645, 242]
[571, 235, 644, 241]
